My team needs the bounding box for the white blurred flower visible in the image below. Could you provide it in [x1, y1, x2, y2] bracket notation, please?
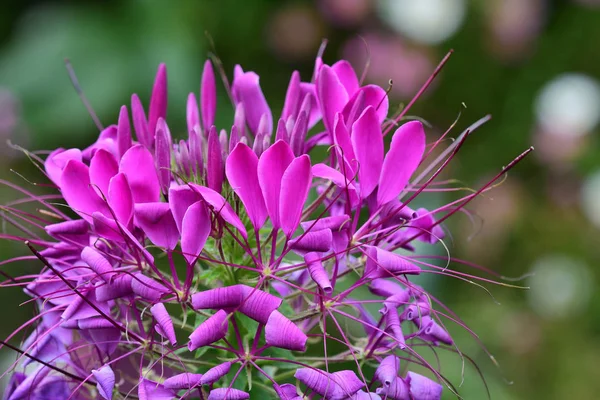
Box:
[528, 255, 592, 319]
[376, 0, 466, 44]
[535, 73, 600, 138]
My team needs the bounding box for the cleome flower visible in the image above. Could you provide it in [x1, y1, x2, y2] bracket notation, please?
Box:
[0, 44, 532, 399]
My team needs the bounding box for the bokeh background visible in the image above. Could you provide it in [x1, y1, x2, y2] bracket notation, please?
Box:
[1, 0, 599, 398]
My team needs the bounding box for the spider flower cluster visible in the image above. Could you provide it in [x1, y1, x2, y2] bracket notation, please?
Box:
[0, 50, 528, 400]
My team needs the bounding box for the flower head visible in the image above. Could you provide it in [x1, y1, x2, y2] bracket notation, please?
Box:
[0, 44, 531, 400]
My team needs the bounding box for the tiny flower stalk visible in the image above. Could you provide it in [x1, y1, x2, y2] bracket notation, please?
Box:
[0, 46, 532, 400]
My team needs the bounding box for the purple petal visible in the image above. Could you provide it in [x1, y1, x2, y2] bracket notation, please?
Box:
[92, 365, 115, 400]
[416, 316, 453, 346]
[155, 118, 172, 195]
[226, 142, 267, 230]
[350, 390, 382, 400]
[411, 208, 445, 244]
[200, 361, 232, 385]
[311, 163, 359, 206]
[207, 388, 250, 400]
[364, 247, 421, 279]
[131, 273, 169, 301]
[232, 65, 272, 135]
[61, 159, 109, 222]
[117, 105, 132, 159]
[107, 173, 133, 226]
[406, 372, 443, 400]
[233, 103, 246, 140]
[377, 121, 426, 206]
[207, 126, 224, 193]
[369, 279, 406, 298]
[275, 118, 290, 143]
[229, 125, 240, 153]
[385, 309, 406, 349]
[401, 300, 431, 321]
[375, 355, 400, 387]
[279, 155, 312, 238]
[290, 110, 308, 156]
[81, 246, 114, 282]
[332, 113, 356, 174]
[151, 303, 177, 345]
[304, 252, 333, 294]
[148, 64, 168, 142]
[186, 93, 200, 134]
[8, 365, 51, 400]
[96, 274, 133, 301]
[282, 71, 301, 120]
[351, 106, 384, 198]
[181, 200, 211, 264]
[131, 94, 151, 149]
[134, 202, 180, 250]
[330, 370, 365, 400]
[46, 219, 89, 242]
[189, 126, 204, 176]
[188, 309, 229, 351]
[257, 140, 294, 229]
[381, 291, 412, 315]
[317, 65, 349, 136]
[119, 145, 160, 203]
[89, 149, 118, 197]
[289, 230, 332, 253]
[163, 373, 203, 390]
[190, 184, 248, 239]
[201, 60, 217, 130]
[138, 379, 175, 400]
[274, 383, 301, 400]
[265, 310, 307, 351]
[45, 148, 82, 186]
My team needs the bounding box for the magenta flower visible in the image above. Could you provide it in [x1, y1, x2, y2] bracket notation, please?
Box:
[0, 44, 531, 400]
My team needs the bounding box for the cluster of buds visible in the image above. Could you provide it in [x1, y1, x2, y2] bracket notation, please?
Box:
[0, 46, 530, 400]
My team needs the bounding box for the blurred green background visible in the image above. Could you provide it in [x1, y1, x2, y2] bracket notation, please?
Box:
[1, 0, 599, 398]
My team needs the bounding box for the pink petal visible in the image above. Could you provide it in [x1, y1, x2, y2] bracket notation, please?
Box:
[232, 65, 272, 135]
[186, 92, 200, 134]
[188, 309, 229, 351]
[148, 64, 168, 142]
[331, 60, 359, 97]
[107, 173, 133, 226]
[343, 85, 389, 126]
[226, 142, 267, 230]
[289, 230, 333, 253]
[89, 149, 118, 197]
[300, 215, 350, 232]
[279, 155, 312, 238]
[190, 184, 248, 239]
[61, 160, 109, 222]
[151, 303, 177, 345]
[265, 310, 307, 351]
[364, 246, 421, 279]
[200, 361, 231, 385]
[188, 126, 204, 176]
[312, 163, 359, 206]
[201, 60, 217, 130]
[351, 106, 384, 198]
[45, 148, 82, 186]
[81, 246, 114, 283]
[134, 202, 180, 250]
[317, 65, 349, 136]
[304, 252, 333, 294]
[131, 93, 151, 149]
[332, 113, 356, 173]
[181, 200, 211, 264]
[257, 140, 295, 229]
[377, 121, 426, 206]
[119, 145, 161, 203]
[117, 105, 132, 159]
[168, 185, 201, 234]
[290, 110, 309, 156]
